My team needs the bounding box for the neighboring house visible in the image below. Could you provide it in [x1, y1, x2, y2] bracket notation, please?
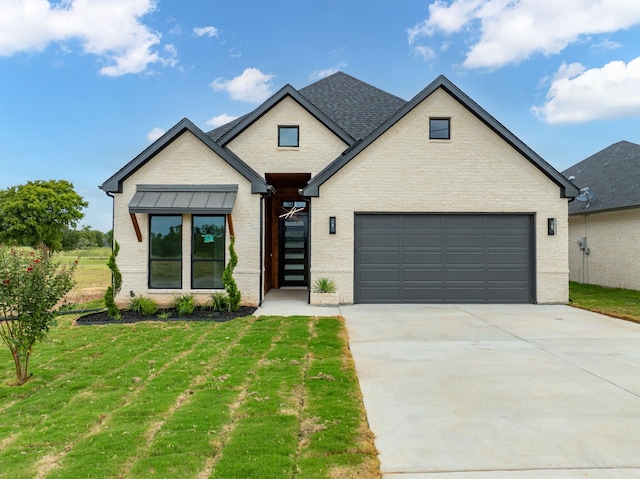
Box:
[100, 72, 578, 306]
[563, 141, 640, 290]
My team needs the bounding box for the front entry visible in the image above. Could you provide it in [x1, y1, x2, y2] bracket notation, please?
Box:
[279, 209, 309, 286]
[263, 173, 312, 292]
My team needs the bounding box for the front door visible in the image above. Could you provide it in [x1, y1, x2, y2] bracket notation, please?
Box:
[279, 206, 309, 287]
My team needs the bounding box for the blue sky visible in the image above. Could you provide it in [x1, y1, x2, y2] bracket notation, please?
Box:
[1, 0, 640, 232]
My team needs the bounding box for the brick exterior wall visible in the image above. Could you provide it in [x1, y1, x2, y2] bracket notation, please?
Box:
[568, 208, 640, 290]
[112, 131, 261, 307]
[309, 89, 571, 304]
[226, 96, 348, 177]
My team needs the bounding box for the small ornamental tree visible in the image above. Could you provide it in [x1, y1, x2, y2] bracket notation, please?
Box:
[222, 236, 241, 312]
[104, 241, 122, 319]
[0, 246, 77, 385]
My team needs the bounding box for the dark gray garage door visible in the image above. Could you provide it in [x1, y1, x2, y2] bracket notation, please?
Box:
[354, 214, 534, 303]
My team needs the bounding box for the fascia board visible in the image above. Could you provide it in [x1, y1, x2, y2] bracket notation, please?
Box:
[100, 118, 268, 194]
[304, 75, 579, 199]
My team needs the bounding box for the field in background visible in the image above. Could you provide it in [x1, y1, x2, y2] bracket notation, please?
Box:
[56, 247, 111, 305]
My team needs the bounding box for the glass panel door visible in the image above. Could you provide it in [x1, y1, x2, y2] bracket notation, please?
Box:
[279, 213, 308, 287]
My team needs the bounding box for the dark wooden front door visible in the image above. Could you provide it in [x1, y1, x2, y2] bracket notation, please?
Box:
[279, 213, 309, 287]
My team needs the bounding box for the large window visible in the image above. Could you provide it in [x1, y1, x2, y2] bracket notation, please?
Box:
[429, 118, 450, 140]
[149, 216, 182, 289]
[278, 126, 299, 147]
[192, 216, 226, 289]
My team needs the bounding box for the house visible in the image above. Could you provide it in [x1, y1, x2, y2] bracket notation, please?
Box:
[563, 141, 640, 290]
[100, 72, 578, 306]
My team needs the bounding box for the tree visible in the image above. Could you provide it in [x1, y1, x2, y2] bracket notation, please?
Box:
[0, 180, 88, 252]
[0, 246, 77, 385]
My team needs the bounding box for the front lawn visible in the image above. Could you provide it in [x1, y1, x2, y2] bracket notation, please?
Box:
[569, 281, 640, 323]
[0, 315, 379, 479]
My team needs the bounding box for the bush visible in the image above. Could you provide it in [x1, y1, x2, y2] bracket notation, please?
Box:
[0, 246, 77, 385]
[222, 236, 241, 312]
[313, 277, 336, 293]
[209, 291, 230, 312]
[104, 241, 122, 320]
[129, 295, 159, 316]
[172, 294, 197, 316]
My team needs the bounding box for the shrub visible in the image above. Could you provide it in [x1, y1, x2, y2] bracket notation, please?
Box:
[172, 294, 197, 316]
[209, 291, 229, 312]
[313, 277, 336, 293]
[222, 236, 241, 312]
[129, 295, 159, 316]
[0, 246, 77, 385]
[104, 241, 122, 320]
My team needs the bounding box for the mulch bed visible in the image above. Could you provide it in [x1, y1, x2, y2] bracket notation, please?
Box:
[75, 306, 257, 325]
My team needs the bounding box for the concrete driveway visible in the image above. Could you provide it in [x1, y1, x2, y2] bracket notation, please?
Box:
[341, 304, 640, 478]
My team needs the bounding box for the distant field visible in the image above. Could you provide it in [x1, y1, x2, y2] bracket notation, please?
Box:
[56, 247, 111, 305]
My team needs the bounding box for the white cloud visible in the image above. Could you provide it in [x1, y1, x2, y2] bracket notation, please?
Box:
[210, 68, 275, 103]
[206, 114, 238, 128]
[533, 57, 640, 124]
[408, 0, 640, 69]
[147, 127, 165, 142]
[309, 62, 347, 81]
[413, 45, 437, 61]
[193, 26, 218, 38]
[0, 0, 174, 76]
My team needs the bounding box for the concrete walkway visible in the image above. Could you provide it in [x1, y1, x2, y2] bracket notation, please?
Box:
[342, 304, 640, 478]
[254, 288, 341, 317]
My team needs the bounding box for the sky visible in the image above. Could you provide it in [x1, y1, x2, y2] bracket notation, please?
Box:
[1, 0, 640, 233]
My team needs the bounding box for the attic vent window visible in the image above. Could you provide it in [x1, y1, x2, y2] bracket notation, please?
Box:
[278, 126, 299, 147]
[429, 118, 450, 140]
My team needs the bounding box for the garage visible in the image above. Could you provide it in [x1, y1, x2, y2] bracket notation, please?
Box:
[354, 214, 534, 303]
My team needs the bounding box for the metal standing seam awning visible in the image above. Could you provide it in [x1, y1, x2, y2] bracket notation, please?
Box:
[128, 184, 238, 241]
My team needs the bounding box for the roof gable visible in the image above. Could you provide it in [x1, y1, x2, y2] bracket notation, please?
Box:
[563, 140, 640, 214]
[212, 84, 354, 147]
[101, 118, 268, 194]
[303, 75, 579, 198]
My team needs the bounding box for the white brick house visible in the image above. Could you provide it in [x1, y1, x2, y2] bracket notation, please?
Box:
[563, 141, 640, 290]
[101, 73, 578, 306]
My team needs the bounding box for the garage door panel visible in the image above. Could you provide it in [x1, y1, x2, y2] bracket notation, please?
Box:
[354, 214, 533, 303]
[359, 268, 400, 281]
[403, 268, 445, 281]
[359, 251, 400, 265]
[446, 234, 485, 247]
[359, 235, 401, 247]
[403, 235, 442, 247]
[402, 251, 442, 264]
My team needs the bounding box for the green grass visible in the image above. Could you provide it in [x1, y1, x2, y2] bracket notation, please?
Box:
[569, 281, 640, 323]
[0, 315, 380, 479]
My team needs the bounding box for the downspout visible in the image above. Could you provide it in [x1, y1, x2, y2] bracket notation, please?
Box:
[259, 193, 265, 306]
[298, 188, 312, 305]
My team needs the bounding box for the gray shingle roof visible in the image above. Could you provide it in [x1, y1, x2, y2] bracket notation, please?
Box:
[298, 72, 407, 140]
[207, 71, 407, 142]
[562, 141, 640, 215]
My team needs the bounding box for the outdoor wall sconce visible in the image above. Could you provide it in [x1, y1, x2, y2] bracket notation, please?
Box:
[329, 216, 336, 234]
[547, 218, 557, 236]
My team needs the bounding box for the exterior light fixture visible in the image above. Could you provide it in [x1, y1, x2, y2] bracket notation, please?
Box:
[547, 218, 557, 236]
[329, 216, 336, 234]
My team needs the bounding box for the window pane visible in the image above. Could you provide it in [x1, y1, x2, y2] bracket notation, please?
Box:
[192, 216, 225, 289]
[193, 216, 225, 259]
[150, 216, 182, 259]
[193, 261, 224, 289]
[279, 126, 299, 147]
[150, 261, 181, 288]
[430, 118, 450, 139]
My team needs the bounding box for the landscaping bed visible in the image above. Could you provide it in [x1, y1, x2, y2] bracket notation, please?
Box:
[76, 306, 257, 325]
